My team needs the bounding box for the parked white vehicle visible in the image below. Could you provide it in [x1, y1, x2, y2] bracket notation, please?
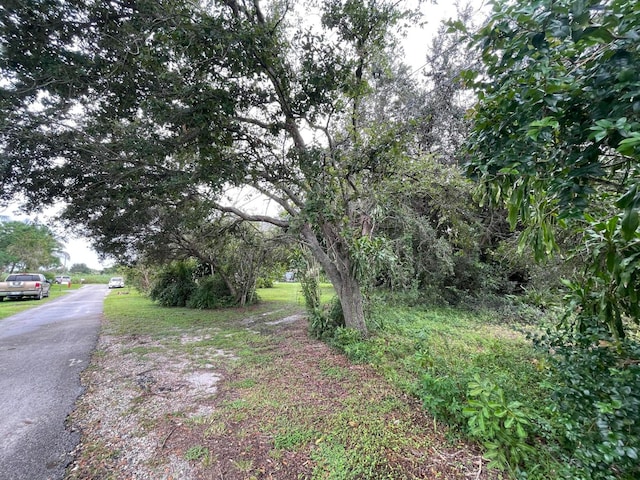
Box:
[108, 277, 125, 289]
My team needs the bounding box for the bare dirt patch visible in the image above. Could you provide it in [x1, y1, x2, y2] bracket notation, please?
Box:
[66, 312, 499, 480]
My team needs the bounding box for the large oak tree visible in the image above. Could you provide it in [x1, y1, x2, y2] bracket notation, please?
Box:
[0, 0, 438, 334]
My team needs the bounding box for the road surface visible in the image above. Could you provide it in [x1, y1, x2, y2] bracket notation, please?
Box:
[0, 285, 105, 480]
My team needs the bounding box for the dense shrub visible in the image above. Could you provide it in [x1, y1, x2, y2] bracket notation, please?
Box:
[255, 276, 274, 288]
[149, 261, 196, 307]
[309, 296, 346, 340]
[534, 327, 640, 480]
[187, 275, 236, 309]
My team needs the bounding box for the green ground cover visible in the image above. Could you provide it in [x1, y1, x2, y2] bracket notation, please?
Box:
[332, 304, 560, 476]
[2, 280, 567, 477]
[84, 283, 490, 479]
[97, 282, 562, 478]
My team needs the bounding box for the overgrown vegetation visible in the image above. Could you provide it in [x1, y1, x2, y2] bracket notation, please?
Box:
[318, 300, 640, 479]
[148, 260, 246, 309]
[458, 2, 640, 477]
[319, 305, 555, 474]
[2, 1, 638, 478]
[99, 283, 637, 479]
[533, 327, 640, 480]
[149, 261, 197, 308]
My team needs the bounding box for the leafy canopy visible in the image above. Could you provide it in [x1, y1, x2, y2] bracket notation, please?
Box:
[466, 0, 640, 337]
[0, 0, 428, 334]
[0, 220, 64, 272]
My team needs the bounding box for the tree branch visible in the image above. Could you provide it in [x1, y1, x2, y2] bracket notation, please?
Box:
[212, 202, 289, 228]
[234, 115, 285, 131]
[250, 183, 300, 216]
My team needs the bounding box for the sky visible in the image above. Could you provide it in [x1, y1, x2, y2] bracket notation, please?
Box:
[2, 1, 487, 272]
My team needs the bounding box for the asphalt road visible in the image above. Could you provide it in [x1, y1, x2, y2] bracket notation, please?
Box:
[0, 285, 105, 480]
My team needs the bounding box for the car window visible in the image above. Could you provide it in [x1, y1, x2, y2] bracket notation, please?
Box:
[6, 275, 39, 281]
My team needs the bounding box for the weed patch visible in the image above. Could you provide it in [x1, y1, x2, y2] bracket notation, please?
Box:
[184, 445, 209, 462]
[328, 305, 564, 477]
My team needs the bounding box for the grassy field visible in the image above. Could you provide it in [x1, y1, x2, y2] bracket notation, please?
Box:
[101, 282, 326, 335]
[66, 282, 562, 479]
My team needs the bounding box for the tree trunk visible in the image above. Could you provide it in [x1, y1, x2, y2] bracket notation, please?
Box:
[301, 224, 369, 337]
[330, 265, 368, 336]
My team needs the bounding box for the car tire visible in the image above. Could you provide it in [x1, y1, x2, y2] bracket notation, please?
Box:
[37, 289, 43, 300]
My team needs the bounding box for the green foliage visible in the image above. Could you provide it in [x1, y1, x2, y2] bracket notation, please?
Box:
[293, 250, 347, 339]
[463, 375, 535, 474]
[373, 160, 483, 293]
[255, 276, 274, 288]
[370, 158, 540, 305]
[0, 220, 63, 271]
[184, 445, 209, 462]
[466, 0, 640, 337]
[533, 328, 640, 480]
[309, 296, 346, 341]
[122, 264, 155, 293]
[326, 304, 566, 476]
[330, 326, 370, 363]
[149, 261, 196, 308]
[298, 257, 322, 329]
[187, 275, 236, 309]
[348, 235, 397, 288]
[419, 371, 468, 426]
[562, 214, 640, 339]
[300, 265, 321, 314]
[69, 263, 93, 274]
[0, 0, 427, 337]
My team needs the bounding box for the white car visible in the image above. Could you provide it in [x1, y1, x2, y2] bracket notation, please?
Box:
[108, 277, 125, 289]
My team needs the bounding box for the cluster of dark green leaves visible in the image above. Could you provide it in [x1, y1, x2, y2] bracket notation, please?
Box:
[310, 297, 346, 341]
[463, 375, 535, 474]
[371, 158, 531, 303]
[533, 328, 640, 480]
[465, 0, 640, 337]
[466, 3, 640, 477]
[291, 248, 346, 339]
[468, 0, 640, 218]
[149, 261, 197, 307]
[186, 275, 236, 310]
[562, 212, 640, 339]
[148, 260, 238, 309]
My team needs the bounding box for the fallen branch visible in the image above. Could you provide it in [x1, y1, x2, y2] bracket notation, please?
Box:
[160, 424, 180, 450]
